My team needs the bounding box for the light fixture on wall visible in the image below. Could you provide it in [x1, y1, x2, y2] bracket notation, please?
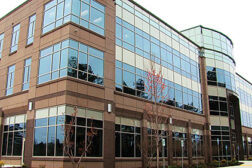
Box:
[169, 117, 173, 124]
[28, 101, 33, 111]
[108, 104, 112, 113]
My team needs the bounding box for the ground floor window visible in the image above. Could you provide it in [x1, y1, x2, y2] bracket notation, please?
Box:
[147, 123, 168, 158]
[191, 129, 204, 157]
[172, 126, 188, 157]
[33, 105, 103, 157]
[2, 115, 26, 156]
[115, 117, 141, 157]
[211, 126, 231, 160]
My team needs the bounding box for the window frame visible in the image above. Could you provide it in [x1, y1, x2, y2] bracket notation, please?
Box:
[27, 14, 36, 45]
[0, 33, 4, 58]
[6, 64, 15, 96]
[22, 57, 32, 91]
[10, 23, 20, 53]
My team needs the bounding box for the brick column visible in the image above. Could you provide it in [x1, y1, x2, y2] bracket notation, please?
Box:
[0, 108, 3, 160]
[187, 121, 192, 166]
[24, 109, 35, 168]
[103, 101, 115, 168]
[199, 54, 212, 163]
[142, 117, 148, 168]
[203, 123, 212, 163]
[168, 122, 173, 165]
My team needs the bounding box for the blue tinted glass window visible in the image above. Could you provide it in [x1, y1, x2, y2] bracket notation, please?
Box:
[116, 68, 122, 85]
[27, 14, 36, 45]
[10, 24, 20, 53]
[0, 33, 4, 58]
[88, 56, 103, 77]
[33, 127, 47, 156]
[173, 55, 180, 68]
[123, 71, 135, 88]
[123, 28, 134, 45]
[151, 43, 160, 58]
[38, 39, 104, 85]
[22, 58, 32, 91]
[42, 0, 105, 35]
[116, 24, 122, 39]
[6, 65, 15, 96]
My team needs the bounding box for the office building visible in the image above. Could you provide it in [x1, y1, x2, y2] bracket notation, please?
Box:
[0, 0, 251, 167]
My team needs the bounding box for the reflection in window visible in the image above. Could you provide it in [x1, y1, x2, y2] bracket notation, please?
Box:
[211, 126, 231, 159]
[2, 115, 26, 156]
[148, 128, 167, 157]
[6, 65, 15, 96]
[191, 134, 204, 157]
[22, 58, 32, 91]
[115, 118, 141, 157]
[38, 39, 104, 85]
[173, 131, 187, 157]
[10, 24, 20, 53]
[116, 16, 200, 83]
[0, 33, 4, 58]
[42, 0, 105, 35]
[209, 96, 228, 116]
[33, 105, 103, 157]
[115, 61, 202, 114]
[27, 14, 36, 45]
[206, 66, 236, 92]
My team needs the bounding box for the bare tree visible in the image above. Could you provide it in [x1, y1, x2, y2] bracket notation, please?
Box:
[64, 106, 97, 168]
[144, 65, 169, 168]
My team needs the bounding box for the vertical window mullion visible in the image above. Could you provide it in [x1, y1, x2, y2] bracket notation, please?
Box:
[120, 126, 122, 157]
[74, 124, 76, 157]
[134, 128, 136, 157]
[85, 120, 87, 157]
[11, 130, 14, 156]
[46, 124, 48, 156]
[54, 124, 56, 156]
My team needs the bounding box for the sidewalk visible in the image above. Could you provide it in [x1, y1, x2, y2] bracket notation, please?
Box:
[220, 161, 252, 168]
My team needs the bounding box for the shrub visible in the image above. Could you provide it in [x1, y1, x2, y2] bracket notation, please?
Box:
[0, 161, 4, 167]
[221, 159, 227, 164]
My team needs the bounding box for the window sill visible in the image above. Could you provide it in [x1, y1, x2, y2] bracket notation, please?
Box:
[0, 90, 29, 100]
[25, 42, 33, 48]
[9, 50, 17, 56]
[31, 156, 103, 162]
[115, 158, 142, 161]
[36, 76, 105, 90]
[41, 22, 105, 40]
[1, 156, 22, 159]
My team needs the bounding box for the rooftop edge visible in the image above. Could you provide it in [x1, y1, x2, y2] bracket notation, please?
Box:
[181, 25, 233, 46]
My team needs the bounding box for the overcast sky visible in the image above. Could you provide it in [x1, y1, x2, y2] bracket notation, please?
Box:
[1, 0, 252, 83]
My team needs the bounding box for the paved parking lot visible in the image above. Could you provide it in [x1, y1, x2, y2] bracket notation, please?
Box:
[220, 161, 252, 167]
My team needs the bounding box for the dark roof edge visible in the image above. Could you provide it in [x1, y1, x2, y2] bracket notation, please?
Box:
[0, 0, 31, 22]
[236, 73, 252, 86]
[127, 0, 201, 49]
[181, 25, 234, 46]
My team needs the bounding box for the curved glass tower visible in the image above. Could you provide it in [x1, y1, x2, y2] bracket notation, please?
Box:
[182, 26, 242, 160]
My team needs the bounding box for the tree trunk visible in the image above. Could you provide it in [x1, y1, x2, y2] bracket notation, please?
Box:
[156, 134, 159, 168]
